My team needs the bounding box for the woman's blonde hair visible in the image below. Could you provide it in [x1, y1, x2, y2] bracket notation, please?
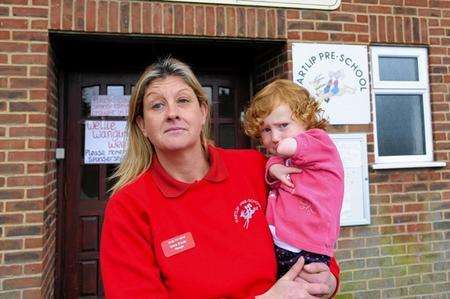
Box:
[243, 79, 327, 139]
[110, 57, 210, 194]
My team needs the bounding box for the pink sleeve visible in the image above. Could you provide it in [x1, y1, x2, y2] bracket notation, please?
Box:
[291, 129, 337, 168]
[100, 196, 169, 299]
[265, 155, 285, 185]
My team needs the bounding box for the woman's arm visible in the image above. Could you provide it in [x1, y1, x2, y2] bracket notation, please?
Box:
[100, 196, 169, 299]
[295, 257, 340, 298]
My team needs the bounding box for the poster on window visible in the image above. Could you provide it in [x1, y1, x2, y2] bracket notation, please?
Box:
[84, 121, 127, 164]
[90, 95, 130, 116]
[330, 133, 370, 226]
[292, 43, 370, 124]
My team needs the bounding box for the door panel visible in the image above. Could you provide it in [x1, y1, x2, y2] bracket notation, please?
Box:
[62, 71, 249, 298]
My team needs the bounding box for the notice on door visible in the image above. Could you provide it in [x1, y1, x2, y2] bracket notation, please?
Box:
[90, 95, 130, 116]
[84, 120, 127, 164]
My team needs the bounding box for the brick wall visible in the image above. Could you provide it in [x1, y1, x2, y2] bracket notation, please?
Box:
[0, 0, 449, 298]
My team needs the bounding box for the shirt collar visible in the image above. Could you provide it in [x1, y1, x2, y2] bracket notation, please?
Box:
[150, 145, 228, 198]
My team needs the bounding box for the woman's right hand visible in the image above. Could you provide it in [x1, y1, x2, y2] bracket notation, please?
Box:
[256, 257, 329, 299]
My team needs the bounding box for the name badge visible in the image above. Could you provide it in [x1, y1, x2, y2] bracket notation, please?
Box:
[161, 232, 195, 257]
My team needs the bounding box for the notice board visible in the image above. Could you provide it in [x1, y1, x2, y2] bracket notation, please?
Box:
[330, 133, 371, 226]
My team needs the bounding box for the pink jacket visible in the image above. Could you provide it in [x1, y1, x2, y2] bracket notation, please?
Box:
[266, 129, 344, 257]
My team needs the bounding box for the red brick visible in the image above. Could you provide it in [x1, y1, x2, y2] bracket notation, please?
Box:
[131, 1, 141, 33]
[331, 33, 356, 42]
[174, 4, 183, 35]
[13, 31, 48, 42]
[345, 23, 368, 33]
[267, 9, 275, 38]
[341, 3, 368, 13]
[302, 31, 328, 41]
[8, 150, 46, 161]
[74, 0, 85, 31]
[185, 5, 194, 35]
[163, 3, 174, 34]
[0, 31, 10, 40]
[30, 90, 47, 100]
[0, 214, 24, 225]
[357, 34, 369, 42]
[25, 212, 44, 224]
[395, 16, 403, 42]
[10, 78, 47, 88]
[26, 188, 46, 198]
[62, 0, 73, 30]
[28, 114, 47, 124]
[108, 1, 119, 32]
[0, 140, 26, 150]
[0, 265, 22, 278]
[357, 15, 368, 23]
[286, 10, 300, 19]
[0, 19, 28, 29]
[194, 6, 205, 35]
[50, 0, 62, 29]
[406, 0, 428, 5]
[152, 2, 162, 34]
[386, 16, 395, 42]
[24, 262, 42, 274]
[206, 6, 215, 36]
[0, 42, 28, 52]
[23, 288, 42, 299]
[0, 189, 24, 200]
[0, 7, 9, 16]
[237, 7, 245, 36]
[7, 175, 45, 187]
[0, 66, 27, 76]
[3, 277, 41, 290]
[404, 17, 412, 43]
[120, 1, 130, 33]
[142, 2, 151, 33]
[31, 19, 48, 30]
[246, 8, 255, 37]
[6, 200, 44, 212]
[368, 5, 392, 14]
[97, 0, 108, 32]
[13, 7, 48, 18]
[256, 8, 266, 38]
[0, 163, 24, 174]
[30, 66, 47, 76]
[86, 0, 96, 31]
[11, 54, 47, 65]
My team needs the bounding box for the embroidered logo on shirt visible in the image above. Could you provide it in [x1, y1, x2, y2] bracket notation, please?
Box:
[233, 199, 261, 229]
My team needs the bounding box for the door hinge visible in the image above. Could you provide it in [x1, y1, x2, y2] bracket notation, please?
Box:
[56, 148, 65, 160]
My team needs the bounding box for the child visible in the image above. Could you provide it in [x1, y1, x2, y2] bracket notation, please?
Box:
[243, 79, 344, 278]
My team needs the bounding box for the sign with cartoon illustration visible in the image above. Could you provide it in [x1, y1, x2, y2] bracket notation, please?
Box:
[84, 121, 127, 164]
[292, 43, 371, 124]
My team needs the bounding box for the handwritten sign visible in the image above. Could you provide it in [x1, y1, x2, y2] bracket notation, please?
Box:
[90, 95, 130, 116]
[292, 43, 370, 124]
[330, 133, 370, 226]
[84, 121, 127, 164]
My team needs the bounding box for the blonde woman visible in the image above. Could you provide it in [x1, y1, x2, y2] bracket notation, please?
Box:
[100, 57, 340, 299]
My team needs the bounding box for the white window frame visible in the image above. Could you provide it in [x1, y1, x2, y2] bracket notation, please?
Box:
[370, 46, 434, 165]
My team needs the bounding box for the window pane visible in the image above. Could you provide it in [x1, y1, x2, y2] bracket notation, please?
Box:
[80, 165, 99, 200]
[218, 87, 234, 118]
[107, 85, 124, 96]
[219, 124, 235, 148]
[202, 86, 212, 105]
[376, 94, 425, 156]
[82, 86, 100, 118]
[379, 57, 419, 81]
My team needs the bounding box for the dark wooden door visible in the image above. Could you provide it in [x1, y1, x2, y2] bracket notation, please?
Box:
[61, 71, 249, 298]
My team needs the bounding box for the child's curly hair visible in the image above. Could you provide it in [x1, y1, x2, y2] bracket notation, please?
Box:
[243, 79, 328, 139]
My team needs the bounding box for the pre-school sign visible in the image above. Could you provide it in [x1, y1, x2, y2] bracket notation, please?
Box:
[292, 43, 371, 124]
[84, 120, 127, 164]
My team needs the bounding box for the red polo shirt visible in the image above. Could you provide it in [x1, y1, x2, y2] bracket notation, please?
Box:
[100, 146, 339, 298]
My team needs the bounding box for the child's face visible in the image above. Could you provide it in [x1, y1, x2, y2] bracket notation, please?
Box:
[260, 104, 306, 155]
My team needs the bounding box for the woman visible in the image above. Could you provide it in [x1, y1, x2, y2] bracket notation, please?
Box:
[100, 57, 339, 298]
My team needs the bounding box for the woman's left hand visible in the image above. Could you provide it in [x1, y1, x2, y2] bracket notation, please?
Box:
[295, 262, 337, 298]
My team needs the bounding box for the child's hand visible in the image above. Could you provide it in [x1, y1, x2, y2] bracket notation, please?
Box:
[269, 164, 302, 188]
[277, 137, 297, 157]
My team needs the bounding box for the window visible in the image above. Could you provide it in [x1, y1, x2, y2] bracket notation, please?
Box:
[370, 46, 444, 169]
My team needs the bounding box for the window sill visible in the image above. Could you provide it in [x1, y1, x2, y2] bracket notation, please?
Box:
[371, 161, 446, 170]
